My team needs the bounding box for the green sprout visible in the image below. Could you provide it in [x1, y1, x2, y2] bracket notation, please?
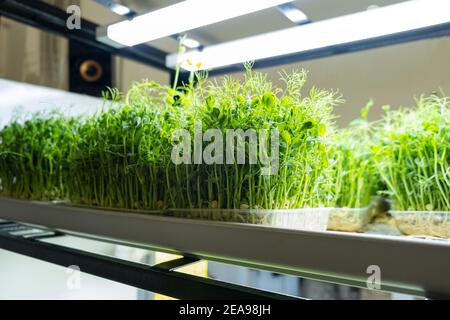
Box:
[0, 110, 80, 200]
[372, 94, 450, 211]
[325, 101, 382, 209]
[64, 68, 342, 210]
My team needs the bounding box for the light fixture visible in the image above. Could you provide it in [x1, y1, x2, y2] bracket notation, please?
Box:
[95, 0, 132, 17]
[166, 0, 450, 71]
[100, 0, 293, 47]
[110, 5, 132, 16]
[277, 3, 309, 25]
[182, 38, 202, 49]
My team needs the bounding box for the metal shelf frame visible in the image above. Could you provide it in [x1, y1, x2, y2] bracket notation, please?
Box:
[1, 197, 450, 299]
[0, 219, 297, 300]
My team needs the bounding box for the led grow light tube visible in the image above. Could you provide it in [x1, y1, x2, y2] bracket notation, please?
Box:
[102, 0, 293, 47]
[166, 0, 450, 71]
[182, 38, 201, 49]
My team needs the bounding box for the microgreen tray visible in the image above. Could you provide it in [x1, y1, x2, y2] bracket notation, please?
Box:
[166, 208, 330, 232]
[63, 203, 330, 232]
[390, 211, 450, 239]
[327, 206, 375, 232]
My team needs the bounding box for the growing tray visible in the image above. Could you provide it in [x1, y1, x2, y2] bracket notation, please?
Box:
[61, 204, 331, 232]
[327, 206, 374, 232]
[390, 210, 450, 239]
[1, 197, 450, 298]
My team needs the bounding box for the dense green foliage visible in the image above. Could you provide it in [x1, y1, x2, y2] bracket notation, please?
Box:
[372, 95, 450, 211]
[67, 84, 175, 209]
[1, 70, 448, 213]
[326, 103, 382, 208]
[67, 69, 341, 209]
[0, 111, 79, 200]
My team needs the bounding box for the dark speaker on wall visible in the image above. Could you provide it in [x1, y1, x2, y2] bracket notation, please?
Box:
[69, 40, 112, 97]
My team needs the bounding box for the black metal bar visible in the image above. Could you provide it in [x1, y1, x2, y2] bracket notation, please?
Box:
[0, 221, 16, 228]
[0, 0, 169, 71]
[0, 221, 62, 239]
[24, 231, 62, 240]
[0, 232, 299, 300]
[0, 223, 27, 233]
[153, 256, 200, 272]
[170, 70, 192, 88]
[208, 21, 450, 76]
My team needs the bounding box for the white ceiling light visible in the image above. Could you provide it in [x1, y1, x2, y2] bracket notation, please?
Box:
[95, 0, 132, 16]
[166, 0, 450, 71]
[101, 0, 293, 47]
[281, 8, 309, 24]
[277, 3, 309, 24]
[110, 5, 132, 16]
[182, 38, 202, 49]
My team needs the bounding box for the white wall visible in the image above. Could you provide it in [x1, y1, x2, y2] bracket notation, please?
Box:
[264, 37, 450, 126]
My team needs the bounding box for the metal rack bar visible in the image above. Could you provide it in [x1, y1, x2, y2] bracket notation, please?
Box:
[0, 0, 169, 71]
[153, 257, 200, 272]
[0, 222, 61, 240]
[1, 197, 450, 298]
[0, 220, 298, 300]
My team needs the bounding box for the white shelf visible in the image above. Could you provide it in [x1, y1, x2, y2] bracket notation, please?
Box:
[1, 197, 449, 298]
